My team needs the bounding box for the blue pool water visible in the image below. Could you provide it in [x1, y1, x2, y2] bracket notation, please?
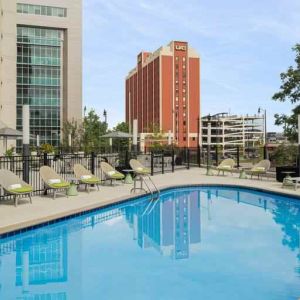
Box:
[1, 186, 300, 299]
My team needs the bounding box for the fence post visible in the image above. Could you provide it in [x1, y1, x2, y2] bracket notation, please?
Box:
[151, 151, 154, 176]
[91, 152, 96, 175]
[43, 152, 48, 195]
[263, 145, 267, 159]
[43, 152, 48, 166]
[161, 150, 164, 174]
[215, 146, 218, 166]
[237, 146, 240, 168]
[187, 148, 190, 169]
[22, 154, 30, 183]
[172, 148, 175, 172]
[197, 146, 201, 168]
[125, 150, 129, 168]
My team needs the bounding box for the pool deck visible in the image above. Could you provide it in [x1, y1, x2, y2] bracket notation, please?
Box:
[0, 168, 299, 235]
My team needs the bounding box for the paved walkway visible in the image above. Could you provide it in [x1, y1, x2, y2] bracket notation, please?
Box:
[0, 168, 298, 235]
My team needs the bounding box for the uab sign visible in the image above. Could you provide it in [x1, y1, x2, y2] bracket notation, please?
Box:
[175, 45, 186, 51]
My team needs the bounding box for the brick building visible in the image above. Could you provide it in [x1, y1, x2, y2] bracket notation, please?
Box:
[125, 41, 200, 149]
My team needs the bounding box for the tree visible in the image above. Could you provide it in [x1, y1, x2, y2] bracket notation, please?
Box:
[61, 119, 84, 151]
[82, 109, 108, 152]
[146, 123, 167, 151]
[112, 122, 129, 151]
[113, 122, 129, 133]
[273, 44, 300, 141]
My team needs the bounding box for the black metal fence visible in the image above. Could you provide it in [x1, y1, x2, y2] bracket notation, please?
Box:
[0, 148, 199, 199]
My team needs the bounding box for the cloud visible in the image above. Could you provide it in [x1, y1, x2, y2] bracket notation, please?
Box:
[83, 0, 300, 130]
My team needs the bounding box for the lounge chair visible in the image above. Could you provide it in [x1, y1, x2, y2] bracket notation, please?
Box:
[0, 169, 33, 207]
[129, 159, 152, 193]
[40, 166, 70, 199]
[73, 164, 101, 193]
[100, 161, 125, 185]
[216, 158, 235, 175]
[129, 159, 151, 175]
[247, 159, 271, 180]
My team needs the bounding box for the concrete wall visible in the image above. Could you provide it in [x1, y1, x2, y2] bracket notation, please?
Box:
[0, 0, 17, 129]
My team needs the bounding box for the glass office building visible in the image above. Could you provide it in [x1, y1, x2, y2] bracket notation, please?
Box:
[16, 26, 63, 147]
[0, 1, 82, 153]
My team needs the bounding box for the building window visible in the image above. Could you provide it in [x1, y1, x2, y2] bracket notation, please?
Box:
[17, 3, 67, 17]
[176, 96, 179, 101]
[175, 56, 179, 61]
[192, 137, 196, 141]
[182, 57, 186, 62]
[183, 137, 186, 141]
[16, 25, 62, 150]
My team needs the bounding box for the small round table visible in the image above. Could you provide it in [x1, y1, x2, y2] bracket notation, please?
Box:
[67, 178, 79, 196]
[239, 167, 250, 179]
[122, 169, 134, 184]
[282, 171, 295, 188]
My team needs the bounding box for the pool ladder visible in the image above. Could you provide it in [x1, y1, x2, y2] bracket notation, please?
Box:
[131, 174, 160, 201]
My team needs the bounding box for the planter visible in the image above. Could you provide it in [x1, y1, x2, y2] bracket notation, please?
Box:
[276, 166, 299, 182]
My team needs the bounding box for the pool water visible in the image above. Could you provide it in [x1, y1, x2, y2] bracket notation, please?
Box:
[1, 186, 300, 300]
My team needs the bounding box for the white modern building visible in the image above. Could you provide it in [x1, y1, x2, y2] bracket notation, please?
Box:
[201, 112, 264, 155]
[0, 0, 82, 151]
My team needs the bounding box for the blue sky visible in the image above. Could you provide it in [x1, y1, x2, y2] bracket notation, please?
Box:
[83, 0, 300, 131]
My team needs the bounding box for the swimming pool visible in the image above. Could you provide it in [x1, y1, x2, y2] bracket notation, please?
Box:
[0, 186, 300, 299]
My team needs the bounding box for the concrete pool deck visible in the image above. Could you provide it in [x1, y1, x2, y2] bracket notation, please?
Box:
[0, 167, 299, 235]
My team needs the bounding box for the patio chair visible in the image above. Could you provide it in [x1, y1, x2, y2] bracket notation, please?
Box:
[129, 159, 151, 175]
[40, 166, 70, 199]
[73, 164, 101, 193]
[0, 169, 33, 207]
[247, 159, 271, 180]
[216, 158, 235, 175]
[100, 161, 125, 185]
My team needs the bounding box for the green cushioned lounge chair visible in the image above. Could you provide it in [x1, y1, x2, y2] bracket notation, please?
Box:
[73, 164, 100, 193]
[0, 169, 33, 207]
[100, 161, 125, 185]
[40, 166, 70, 199]
[129, 159, 151, 175]
[247, 159, 271, 180]
[216, 158, 235, 175]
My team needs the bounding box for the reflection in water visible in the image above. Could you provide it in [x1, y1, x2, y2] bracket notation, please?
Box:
[124, 190, 202, 259]
[0, 227, 68, 299]
[0, 187, 300, 298]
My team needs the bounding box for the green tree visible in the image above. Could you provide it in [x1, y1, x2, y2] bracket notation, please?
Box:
[62, 119, 84, 151]
[273, 44, 300, 141]
[146, 123, 167, 151]
[112, 122, 130, 151]
[82, 109, 108, 152]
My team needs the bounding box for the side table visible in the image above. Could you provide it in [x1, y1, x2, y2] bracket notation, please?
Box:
[122, 169, 134, 184]
[67, 177, 79, 196]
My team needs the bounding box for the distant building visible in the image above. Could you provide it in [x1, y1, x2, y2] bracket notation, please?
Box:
[0, 0, 82, 150]
[201, 112, 264, 155]
[125, 41, 200, 149]
[267, 132, 287, 143]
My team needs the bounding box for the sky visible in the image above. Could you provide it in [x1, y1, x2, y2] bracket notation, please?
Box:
[83, 0, 300, 132]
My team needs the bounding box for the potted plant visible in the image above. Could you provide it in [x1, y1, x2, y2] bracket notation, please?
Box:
[271, 143, 298, 182]
[40, 143, 55, 155]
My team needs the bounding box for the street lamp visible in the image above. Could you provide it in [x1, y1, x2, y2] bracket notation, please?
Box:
[258, 107, 267, 159]
[258, 107, 267, 145]
[103, 109, 107, 125]
[206, 114, 213, 175]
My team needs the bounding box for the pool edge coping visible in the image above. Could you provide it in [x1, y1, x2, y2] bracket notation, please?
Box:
[1, 182, 299, 238]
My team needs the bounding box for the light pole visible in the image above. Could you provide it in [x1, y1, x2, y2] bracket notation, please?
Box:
[258, 107, 267, 159]
[103, 109, 107, 125]
[206, 114, 213, 175]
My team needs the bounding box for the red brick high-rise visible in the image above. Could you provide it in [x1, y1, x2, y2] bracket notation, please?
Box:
[125, 41, 200, 148]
